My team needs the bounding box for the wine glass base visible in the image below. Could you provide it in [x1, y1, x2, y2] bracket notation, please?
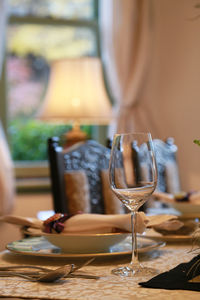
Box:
[111, 265, 159, 278]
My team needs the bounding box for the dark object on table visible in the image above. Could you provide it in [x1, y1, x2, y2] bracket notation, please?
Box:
[139, 254, 200, 291]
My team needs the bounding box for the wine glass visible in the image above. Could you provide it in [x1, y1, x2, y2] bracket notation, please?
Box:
[109, 132, 157, 277]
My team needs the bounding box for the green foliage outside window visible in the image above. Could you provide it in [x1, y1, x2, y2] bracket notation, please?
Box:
[9, 119, 91, 161]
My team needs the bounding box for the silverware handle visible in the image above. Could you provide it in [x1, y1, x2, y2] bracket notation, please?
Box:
[0, 265, 51, 272]
[67, 273, 100, 279]
[0, 271, 36, 281]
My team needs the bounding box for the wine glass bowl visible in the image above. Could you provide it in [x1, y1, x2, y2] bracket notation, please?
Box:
[109, 132, 157, 277]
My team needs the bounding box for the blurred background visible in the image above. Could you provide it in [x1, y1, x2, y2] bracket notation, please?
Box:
[0, 0, 200, 221]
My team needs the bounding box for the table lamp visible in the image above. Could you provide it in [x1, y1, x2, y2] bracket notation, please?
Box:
[38, 57, 113, 146]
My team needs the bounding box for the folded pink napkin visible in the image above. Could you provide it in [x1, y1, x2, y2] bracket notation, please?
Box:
[0, 215, 43, 228]
[61, 213, 146, 233]
[0, 213, 176, 235]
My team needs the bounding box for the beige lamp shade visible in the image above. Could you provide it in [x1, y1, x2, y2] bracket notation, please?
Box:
[38, 57, 113, 125]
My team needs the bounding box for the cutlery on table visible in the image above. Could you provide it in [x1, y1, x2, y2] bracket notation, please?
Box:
[0, 257, 95, 272]
[0, 257, 100, 281]
[70, 257, 95, 273]
[0, 265, 72, 282]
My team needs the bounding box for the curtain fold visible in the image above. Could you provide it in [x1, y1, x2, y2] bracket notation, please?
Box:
[100, 0, 154, 135]
[0, 122, 15, 215]
[0, 1, 15, 215]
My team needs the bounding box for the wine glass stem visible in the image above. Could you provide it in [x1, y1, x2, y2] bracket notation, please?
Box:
[130, 211, 140, 269]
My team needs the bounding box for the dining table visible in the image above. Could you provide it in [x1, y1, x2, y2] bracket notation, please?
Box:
[0, 236, 199, 300]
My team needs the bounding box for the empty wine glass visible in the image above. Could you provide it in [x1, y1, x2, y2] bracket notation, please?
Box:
[109, 132, 157, 277]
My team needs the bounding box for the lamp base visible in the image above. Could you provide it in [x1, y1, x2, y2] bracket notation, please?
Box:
[64, 123, 88, 148]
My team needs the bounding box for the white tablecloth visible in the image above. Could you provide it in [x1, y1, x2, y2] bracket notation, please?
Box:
[0, 242, 199, 300]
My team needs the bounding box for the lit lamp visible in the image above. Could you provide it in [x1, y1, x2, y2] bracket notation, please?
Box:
[38, 57, 113, 146]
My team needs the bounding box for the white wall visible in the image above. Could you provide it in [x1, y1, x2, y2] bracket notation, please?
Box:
[141, 0, 200, 191]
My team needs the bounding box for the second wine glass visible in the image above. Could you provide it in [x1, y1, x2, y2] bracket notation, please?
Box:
[109, 132, 157, 277]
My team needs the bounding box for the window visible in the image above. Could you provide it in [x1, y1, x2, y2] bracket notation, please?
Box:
[2, 0, 100, 190]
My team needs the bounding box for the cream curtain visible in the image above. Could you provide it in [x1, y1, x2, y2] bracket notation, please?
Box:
[100, 0, 154, 135]
[0, 1, 15, 215]
[0, 122, 15, 215]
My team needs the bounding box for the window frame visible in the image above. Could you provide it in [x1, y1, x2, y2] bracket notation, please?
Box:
[1, 0, 100, 191]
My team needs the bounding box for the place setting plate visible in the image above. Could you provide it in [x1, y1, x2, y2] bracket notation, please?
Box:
[139, 228, 197, 243]
[6, 229, 165, 258]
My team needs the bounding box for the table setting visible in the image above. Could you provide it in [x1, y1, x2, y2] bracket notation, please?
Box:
[0, 211, 174, 257]
[0, 132, 200, 299]
[145, 189, 200, 243]
[0, 212, 200, 299]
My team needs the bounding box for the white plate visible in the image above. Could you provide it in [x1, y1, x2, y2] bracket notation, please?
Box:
[6, 236, 165, 258]
[139, 229, 196, 243]
[23, 228, 130, 253]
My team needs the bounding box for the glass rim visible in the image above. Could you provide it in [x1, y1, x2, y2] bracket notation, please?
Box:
[113, 132, 152, 137]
